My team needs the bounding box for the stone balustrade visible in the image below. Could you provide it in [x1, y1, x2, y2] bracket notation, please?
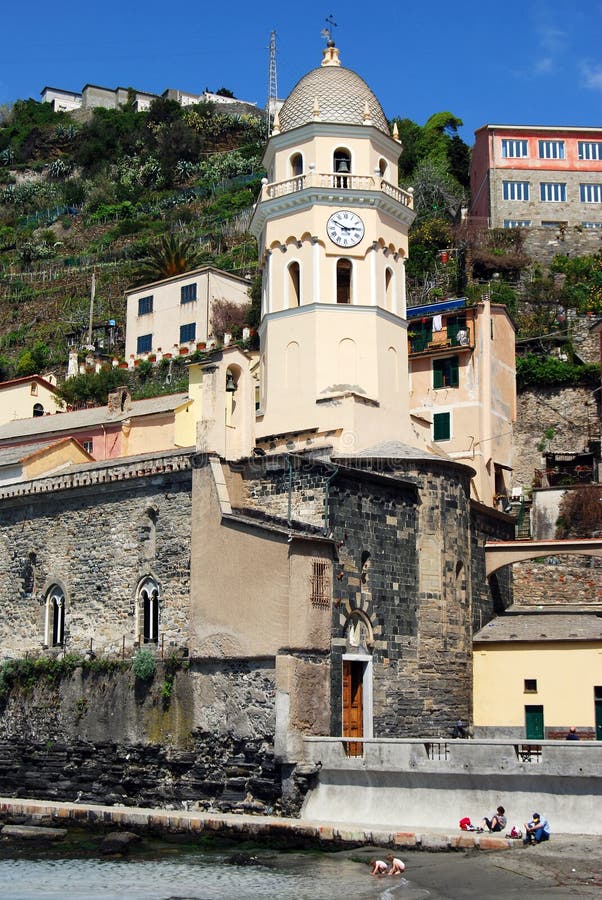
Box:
[261, 173, 413, 208]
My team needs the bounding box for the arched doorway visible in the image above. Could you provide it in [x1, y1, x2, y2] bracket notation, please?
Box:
[342, 610, 374, 755]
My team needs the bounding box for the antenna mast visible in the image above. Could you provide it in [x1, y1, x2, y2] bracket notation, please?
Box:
[267, 30, 278, 137]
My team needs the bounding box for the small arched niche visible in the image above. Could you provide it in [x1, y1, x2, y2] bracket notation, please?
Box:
[290, 152, 303, 177]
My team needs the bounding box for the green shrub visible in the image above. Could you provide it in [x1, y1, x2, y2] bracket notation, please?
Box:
[517, 354, 600, 389]
[132, 648, 156, 681]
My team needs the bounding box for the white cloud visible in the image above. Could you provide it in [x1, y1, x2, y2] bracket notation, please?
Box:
[580, 60, 602, 91]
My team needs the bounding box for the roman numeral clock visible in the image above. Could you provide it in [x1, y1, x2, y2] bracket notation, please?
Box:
[327, 210, 365, 247]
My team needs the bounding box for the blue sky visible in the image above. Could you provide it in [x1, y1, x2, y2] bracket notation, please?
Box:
[2, 0, 600, 145]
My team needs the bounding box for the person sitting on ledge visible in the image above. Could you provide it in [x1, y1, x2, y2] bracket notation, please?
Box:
[478, 806, 506, 833]
[523, 813, 551, 845]
[452, 719, 468, 738]
[566, 726, 580, 740]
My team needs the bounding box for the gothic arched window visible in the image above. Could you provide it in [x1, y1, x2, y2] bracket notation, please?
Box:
[139, 577, 159, 644]
[46, 585, 65, 647]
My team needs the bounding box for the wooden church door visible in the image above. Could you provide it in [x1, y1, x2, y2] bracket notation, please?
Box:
[343, 659, 364, 756]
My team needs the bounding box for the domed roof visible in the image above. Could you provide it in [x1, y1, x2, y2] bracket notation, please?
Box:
[277, 46, 389, 136]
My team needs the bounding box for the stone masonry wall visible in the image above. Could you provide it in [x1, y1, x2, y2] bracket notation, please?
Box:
[236, 453, 512, 737]
[0, 452, 193, 657]
[240, 455, 327, 529]
[0, 659, 286, 814]
[512, 385, 600, 491]
[513, 555, 602, 606]
[522, 225, 602, 267]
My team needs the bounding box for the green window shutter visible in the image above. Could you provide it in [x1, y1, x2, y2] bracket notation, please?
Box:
[433, 361, 443, 389]
[450, 356, 459, 387]
[433, 412, 450, 441]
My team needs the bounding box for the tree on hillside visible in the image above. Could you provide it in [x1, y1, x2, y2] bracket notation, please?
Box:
[551, 251, 602, 315]
[134, 233, 203, 284]
[394, 111, 470, 189]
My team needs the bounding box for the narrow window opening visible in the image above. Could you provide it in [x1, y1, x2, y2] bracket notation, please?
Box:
[310, 560, 330, 607]
[139, 578, 159, 644]
[288, 262, 301, 307]
[290, 153, 303, 177]
[385, 267, 393, 311]
[46, 586, 65, 647]
[337, 259, 352, 304]
[333, 148, 351, 187]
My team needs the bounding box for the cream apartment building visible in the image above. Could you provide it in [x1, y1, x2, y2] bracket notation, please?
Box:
[125, 266, 251, 360]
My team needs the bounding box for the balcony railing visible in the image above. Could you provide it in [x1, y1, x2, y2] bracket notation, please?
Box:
[409, 325, 472, 354]
[262, 173, 413, 208]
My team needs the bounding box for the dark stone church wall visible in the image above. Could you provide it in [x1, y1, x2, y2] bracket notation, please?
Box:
[238, 454, 328, 530]
[395, 460, 474, 735]
[0, 659, 285, 814]
[328, 470, 420, 737]
[0, 461, 193, 657]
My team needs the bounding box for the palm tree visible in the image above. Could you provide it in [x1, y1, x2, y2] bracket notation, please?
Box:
[136, 233, 202, 283]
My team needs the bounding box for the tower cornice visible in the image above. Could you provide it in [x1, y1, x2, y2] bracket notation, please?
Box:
[250, 185, 415, 238]
[262, 121, 401, 171]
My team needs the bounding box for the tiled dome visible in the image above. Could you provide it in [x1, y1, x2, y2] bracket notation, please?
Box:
[278, 63, 389, 135]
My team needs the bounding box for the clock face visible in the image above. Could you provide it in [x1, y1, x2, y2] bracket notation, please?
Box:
[327, 210, 365, 248]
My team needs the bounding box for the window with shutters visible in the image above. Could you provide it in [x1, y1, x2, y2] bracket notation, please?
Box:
[433, 412, 451, 442]
[433, 356, 459, 389]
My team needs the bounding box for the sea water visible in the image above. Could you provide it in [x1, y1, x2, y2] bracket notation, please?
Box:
[0, 847, 424, 900]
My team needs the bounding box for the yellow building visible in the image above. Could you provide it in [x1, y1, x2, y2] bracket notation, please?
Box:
[0, 375, 59, 425]
[473, 610, 602, 740]
[0, 438, 93, 485]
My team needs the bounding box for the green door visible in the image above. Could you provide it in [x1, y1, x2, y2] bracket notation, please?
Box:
[595, 687, 602, 741]
[525, 704, 544, 740]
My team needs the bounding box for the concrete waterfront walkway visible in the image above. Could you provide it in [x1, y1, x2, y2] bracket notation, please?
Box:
[0, 796, 517, 851]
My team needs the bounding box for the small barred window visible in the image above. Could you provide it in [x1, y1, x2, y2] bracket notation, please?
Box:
[310, 559, 330, 607]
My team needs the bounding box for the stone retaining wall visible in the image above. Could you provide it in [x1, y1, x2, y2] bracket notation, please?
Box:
[0, 659, 293, 814]
[512, 386, 599, 493]
[513, 555, 602, 606]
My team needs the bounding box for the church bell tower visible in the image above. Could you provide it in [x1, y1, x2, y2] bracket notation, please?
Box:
[250, 42, 417, 453]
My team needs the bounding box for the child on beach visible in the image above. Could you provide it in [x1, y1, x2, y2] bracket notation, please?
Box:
[369, 859, 388, 876]
[386, 853, 406, 875]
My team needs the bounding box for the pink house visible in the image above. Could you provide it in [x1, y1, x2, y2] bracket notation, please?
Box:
[470, 124, 602, 229]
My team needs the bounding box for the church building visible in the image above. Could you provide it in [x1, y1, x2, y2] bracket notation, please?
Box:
[190, 42, 514, 774]
[0, 42, 515, 812]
